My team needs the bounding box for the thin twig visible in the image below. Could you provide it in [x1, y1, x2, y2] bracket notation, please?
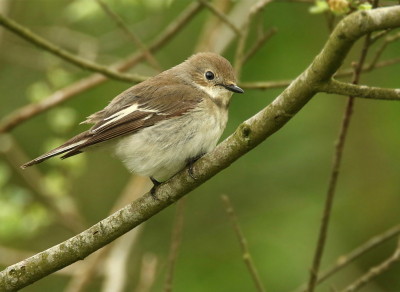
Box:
[368, 31, 400, 70]
[243, 27, 278, 64]
[295, 224, 400, 292]
[339, 237, 400, 292]
[221, 194, 266, 292]
[369, 28, 393, 45]
[0, 13, 150, 83]
[239, 79, 293, 89]
[306, 1, 378, 289]
[235, 0, 273, 79]
[0, 1, 203, 134]
[95, 0, 162, 72]
[197, 0, 243, 36]
[163, 198, 186, 292]
[242, 56, 400, 90]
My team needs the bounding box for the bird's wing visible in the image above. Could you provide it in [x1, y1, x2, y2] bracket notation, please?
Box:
[21, 84, 203, 168]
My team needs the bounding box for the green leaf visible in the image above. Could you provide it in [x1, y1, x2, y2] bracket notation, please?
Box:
[309, 0, 330, 14]
[358, 3, 372, 10]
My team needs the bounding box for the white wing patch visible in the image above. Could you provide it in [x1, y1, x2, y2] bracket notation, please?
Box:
[40, 141, 87, 159]
[92, 103, 160, 133]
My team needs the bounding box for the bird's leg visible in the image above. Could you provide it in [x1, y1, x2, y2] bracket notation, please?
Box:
[150, 177, 161, 200]
[187, 153, 205, 180]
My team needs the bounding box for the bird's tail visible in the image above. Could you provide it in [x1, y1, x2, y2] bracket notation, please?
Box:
[21, 131, 91, 169]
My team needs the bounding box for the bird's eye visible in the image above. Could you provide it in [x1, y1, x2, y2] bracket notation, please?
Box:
[205, 71, 215, 80]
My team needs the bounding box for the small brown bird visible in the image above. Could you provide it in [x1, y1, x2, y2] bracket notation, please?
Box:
[21, 52, 244, 194]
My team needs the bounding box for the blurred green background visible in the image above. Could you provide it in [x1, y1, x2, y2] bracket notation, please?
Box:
[0, 0, 399, 291]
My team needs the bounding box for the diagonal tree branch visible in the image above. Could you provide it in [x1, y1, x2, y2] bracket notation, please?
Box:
[0, 13, 150, 83]
[1, 6, 400, 292]
[0, 1, 203, 134]
[295, 223, 400, 292]
[197, 0, 243, 36]
[339, 236, 400, 292]
[221, 194, 266, 292]
[163, 198, 186, 292]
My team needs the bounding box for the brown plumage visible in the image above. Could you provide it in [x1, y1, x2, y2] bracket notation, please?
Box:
[21, 52, 243, 187]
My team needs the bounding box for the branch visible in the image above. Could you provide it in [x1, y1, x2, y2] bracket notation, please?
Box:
[197, 0, 243, 36]
[368, 31, 400, 70]
[295, 224, 400, 292]
[0, 13, 150, 83]
[339, 237, 400, 292]
[234, 0, 273, 79]
[95, 0, 162, 72]
[242, 26, 278, 64]
[1, 6, 399, 291]
[0, 1, 203, 134]
[319, 79, 400, 101]
[306, 6, 378, 289]
[63, 175, 150, 292]
[221, 195, 266, 292]
[241, 56, 400, 90]
[163, 198, 186, 292]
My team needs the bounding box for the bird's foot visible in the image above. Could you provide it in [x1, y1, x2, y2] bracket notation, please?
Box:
[150, 177, 161, 201]
[187, 153, 205, 180]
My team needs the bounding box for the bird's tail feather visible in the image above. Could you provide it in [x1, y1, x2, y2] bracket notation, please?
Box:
[21, 131, 91, 169]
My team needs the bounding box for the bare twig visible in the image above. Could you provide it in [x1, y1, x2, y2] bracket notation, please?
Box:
[369, 28, 393, 45]
[368, 31, 400, 70]
[95, 0, 162, 72]
[0, 13, 150, 83]
[339, 237, 400, 292]
[221, 195, 266, 292]
[242, 56, 400, 90]
[318, 79, 400, 101]
[242, 27, 278, 63]
[135, 253, 158, 292]
[239, 80, 293, 89]
[0, 1, 203, 134]
[197, 0, 243, 36]
[335, 56, 400, 78]
[234, 0, 273, 79]
[163, 198, 186, 292]
[295, 224, 400, 292]
[306, 1, 379, 289]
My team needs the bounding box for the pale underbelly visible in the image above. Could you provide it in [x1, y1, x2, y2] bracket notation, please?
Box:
[113, 112, 226, 181]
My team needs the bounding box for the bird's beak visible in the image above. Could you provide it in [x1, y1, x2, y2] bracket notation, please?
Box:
[223, 84, 244, 94]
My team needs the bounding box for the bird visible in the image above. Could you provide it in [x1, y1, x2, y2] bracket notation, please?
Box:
[21, 52, 244, 195]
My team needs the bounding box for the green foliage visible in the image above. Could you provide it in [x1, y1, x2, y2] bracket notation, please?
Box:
[309, 0, 330, 14]
[0, 162, 10, 189]
[358, 3, 372, 10]
[26, 81, 52, 103]
[0, 185, 50, 241]
[47, 107, 78, 134]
